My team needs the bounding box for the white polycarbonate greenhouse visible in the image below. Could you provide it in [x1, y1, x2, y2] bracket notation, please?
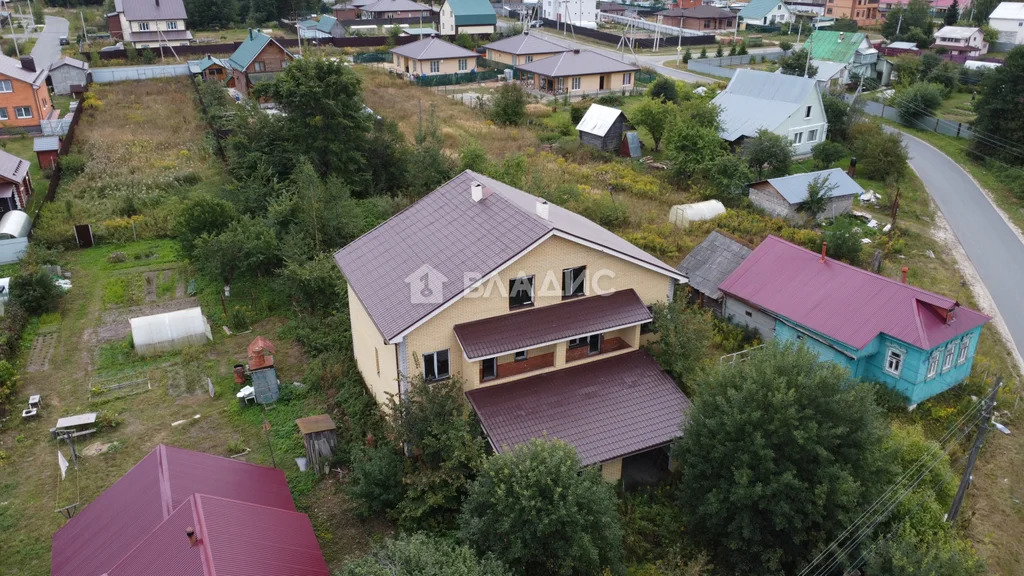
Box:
[668, 200, 726, 228]
[130, 307, 213, 356]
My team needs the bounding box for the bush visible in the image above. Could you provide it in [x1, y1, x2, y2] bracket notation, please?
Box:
[894, 82, 944, 124]
[10, 271, 62, 316]
[346, 444, 405, 519]
[596, 93, 625, 107]
[341, 533, 510, 576]
[574, 192, 628, 228]
[649, 300, 713, 390]
[460, 439, 625, 576]
[647, 76, 679, 103]
[817, 217, 864, 265]
[59, 153, 88, 177]
[490, 83, 527, 126]
[569, 99, 592, 125]
[811, 140, 846, 169]
[850, 122, 909, 182]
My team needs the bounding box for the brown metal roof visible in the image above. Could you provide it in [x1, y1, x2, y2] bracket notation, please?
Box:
[296, 414, 337, 435]
[390, 36, 479, 60]
[0, 149, 29, 183]
[453, 289, 651, 360]
[482, 33, 571, 55]
[466, 350, 690, 465]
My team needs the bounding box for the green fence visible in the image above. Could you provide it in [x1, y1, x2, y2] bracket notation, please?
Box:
[353, 51, 392, 63]
[414, 69, 501, 87]
[743, 24, 781, 33]
[636, 70, 657, 85]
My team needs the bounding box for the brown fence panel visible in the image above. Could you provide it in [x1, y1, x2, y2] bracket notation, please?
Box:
[33, 95, 86, 223]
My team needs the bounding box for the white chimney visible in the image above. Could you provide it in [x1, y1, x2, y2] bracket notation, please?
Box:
[536, 199, 549, 220]
[471, 181, 483, 202]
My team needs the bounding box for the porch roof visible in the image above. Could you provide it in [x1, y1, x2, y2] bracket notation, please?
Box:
[466, 350, 690, 465]
[453, 289, 651, 360]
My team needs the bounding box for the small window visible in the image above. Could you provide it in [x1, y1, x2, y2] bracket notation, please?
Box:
[571, 76, 581, 90]
[623, 72, 632, 85]
[423, 349, 450, 381]
[482, 357, 497, 380]
[458, 58, 467, 71]
[253, 61, 266, 72]
[514, 350, 528, 362]
[413, 60, 417, 72]
[168, 21, 179, 30]
[744, 310, 753, 318]
[793, 132, 803, 144]
[526, 55, 534, 63]
[808, 129, 818, 142]
[375, 348, 380, 375]
[805, 106, 812, 118]
[885, 348, 904, 376]
[139, 21, 151, 31]
[942, 345, 956, 371]
[14, 107, 31, 119]
[430, 60, 440, 73]
[509, 276, 534, 309]
[562, 266, 585, 298]
[958, 336, 971, 364]
[0, 80, 11, 93]
[568, 336, 595, 349]
[927, 351, 940, 378]
[0, 108, 8, 121]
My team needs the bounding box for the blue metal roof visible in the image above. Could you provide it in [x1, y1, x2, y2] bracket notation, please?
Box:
[229, 30, 291, 71]
[446, 0, 497, 25]
[762, 168, 864, 204]
[33, 136, 60, 152]
[739, 0, 786, 20]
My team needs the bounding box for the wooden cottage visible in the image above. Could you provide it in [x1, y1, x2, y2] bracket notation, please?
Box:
[576, 103, 627, 152]
[296, 414, 338, 475]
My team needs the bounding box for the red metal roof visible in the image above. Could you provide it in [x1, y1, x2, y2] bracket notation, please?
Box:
[466, 350, 690, 465]
[104, 494, 330, 576]
[248, 335, 275, 370]
[453, 289, 652, 360]
[718, 235, 990, 350]
[51, 444, 298, 576]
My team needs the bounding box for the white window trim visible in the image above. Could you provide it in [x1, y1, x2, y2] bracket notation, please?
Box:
[957, 335, 971, 364]
[926, 350, 940, 379]
[884, 346, 904, 377]
[942, 344, 956, 372]
[0, 80, 12, 93]
[430, 60, 440, 73]
[423, 349, 450, 381]
[14, 107, 31, 119]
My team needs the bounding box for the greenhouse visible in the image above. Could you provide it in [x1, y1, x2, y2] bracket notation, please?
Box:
[130, 307, 213, 356]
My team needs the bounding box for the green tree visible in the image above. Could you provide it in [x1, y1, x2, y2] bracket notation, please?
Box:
[10, 271, 62, 316]
[280, 253, 345, 313]
[490, 82, 527, 126]
[342, 534, 510, 576]
[460, 439, 625, 576]
[194, 216, 280, 286]
[743, 129, 793, 179]
[455, 32, 474, 49]
[184, 0, 238, 29]
[831, 17, 859, 32]
[253, 58, 372, 184]
[459, 140, 491, 172]
[970, 0, 999, 24]
[387, 375, 487, 530]
[715, 43, 723, 57]
[364, 117, 409, 196]
[173, 195, 238, 259]
[972, 46, 1024, 164]
[811, 140, 846, 169]
[927, 60, 961, 94]
[345, 444, 406, 519]
[664, 115, 724, 182]
[647, 76, 679, 103]
[648, 300, 713, 389]
[945, 0, 961, 24]
[894, 82, 944, 124]
[850, 122, 909, 182]
[386, 25, 402, 48]
[697, 153, 753, 201]
[728, 43, 737, 56]
[892, 55, 923, 86]
[818, 216, 864, 264]
[31, 2, 43, 27]
[674, 344, 890, 575]
[631, 98, 675, 152]
[797, 174, 838, 222]
[408, 106, 456, 197]
[883, 0, 933, 40]
[737, 42, 748, 55]
[683, 48, 692, 63]
[778, 40, 793, 54]
[778, 48, 817, 77]
[822, 94, 854, 142]
[699, 46, 707, 58]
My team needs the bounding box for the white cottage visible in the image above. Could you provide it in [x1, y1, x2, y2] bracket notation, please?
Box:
[712, 68, 827, 156]
[990, 3, 1024, 49]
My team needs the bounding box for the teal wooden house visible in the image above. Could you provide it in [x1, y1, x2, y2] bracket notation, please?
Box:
[718, 236, 990, 406]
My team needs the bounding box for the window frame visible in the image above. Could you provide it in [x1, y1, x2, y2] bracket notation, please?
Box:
[430, 60, 440, 73]
[14, 106, 31, 119]
[793, 132, 803, 144]
[0, 108, 8, 121]
[942, 344, 956, 371]
[139, 21, 151, 31]
[458, 58, 467, 71]
[252, 60, 266, 72]
[884, 347, 904, 377]
[927, 350, 940, 379]
[508, 275, 535, 310]
[571, 76, 581, 90]
[623, 72, 632, 85]
[423, 349, 451, 381]
[808, 129, 818, 142]
[482, 357, 497, 380]
[168, 21, 179, 30]
[957, 335, 971, 364]
[513, 350, 528, 362]
[0, 80, 12, 93]
[562, 266, 586, 299]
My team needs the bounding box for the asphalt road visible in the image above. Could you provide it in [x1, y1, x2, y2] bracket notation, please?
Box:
[31, 15, 69, 70]
[896, 129, 1024, 363]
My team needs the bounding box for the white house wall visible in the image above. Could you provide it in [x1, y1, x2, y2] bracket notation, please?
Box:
[775, 88, 828, 156]
[722, 296, 776, 340]
[990, 16, 1024, 45]
[541, 0, 597, 24]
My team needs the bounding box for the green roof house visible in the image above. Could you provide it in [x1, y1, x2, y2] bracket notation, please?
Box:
[439, 0, 497, 36]
[804, 30, 880, 81]
[228, 30, 295, 96]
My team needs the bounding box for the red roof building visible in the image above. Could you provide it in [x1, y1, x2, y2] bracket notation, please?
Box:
[51, 444, 328, 576]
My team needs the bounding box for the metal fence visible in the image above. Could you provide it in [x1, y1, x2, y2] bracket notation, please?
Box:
[859, 98, 976, 140]
[686, 51, 783, 78]
[91, 64, 191, 83]
[743, 24, 781, 33]
[414, 69, 502, 86]
[353, 51, 392, 63]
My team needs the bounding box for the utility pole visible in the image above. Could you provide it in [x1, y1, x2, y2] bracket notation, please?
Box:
[803, 37, 813, 78]
[796, 20, 802, 45]
[80, 11, 88, 43]
[895, 11, 903, 36]
[7, 7, 19, 58]
[948, 377, 1002, 524]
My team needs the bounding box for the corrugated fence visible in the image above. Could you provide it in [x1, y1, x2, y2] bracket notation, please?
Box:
[685, 52, 783, 79]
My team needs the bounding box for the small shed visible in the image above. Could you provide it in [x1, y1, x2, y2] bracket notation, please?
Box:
[576, 104, 628, 152]
[747, 168, 862, 224]
[247, 336, 279, 404]
[129, 307, 213, 356]
[676, 230, 753, 315]
[33, 136, 60, 171]
[49, 57, 90, 95]
[296, 414, 338, 475]
[668, 200, 726, 228]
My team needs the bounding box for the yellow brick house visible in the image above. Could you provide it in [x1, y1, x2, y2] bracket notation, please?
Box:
[334, 171, 691, 483]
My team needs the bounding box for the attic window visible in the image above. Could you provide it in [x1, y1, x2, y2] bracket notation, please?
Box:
[509, 276, 534, 310]
[804, 105, 812, 119]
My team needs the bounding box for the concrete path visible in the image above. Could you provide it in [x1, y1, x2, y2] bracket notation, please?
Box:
[896, 129, 1024, 364]
[31, 15, 69, 70]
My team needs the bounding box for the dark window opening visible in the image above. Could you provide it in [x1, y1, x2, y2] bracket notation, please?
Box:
[514, 350, 528, 362]
[482, 357, 497, 380]
[588, 334, 602, 354]
[744, 310, 753, 318]
[640, 305, 654, 334]
[562, 266, 586, 298]
[423, 349, 450, 381]
[509, 275, 535, 309]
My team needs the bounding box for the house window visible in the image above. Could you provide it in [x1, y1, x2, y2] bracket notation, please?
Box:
[744, 310, 753, 317]
[526, 55, 534, 63]
[885, 347, 904, 376]
[514, 350, 528, 362]
[793, 132, 803, 144]
[253, 61, 266, 72]
[640, 305, 654, 334]
[14, 107, 31, 119]
[168, 21, 179, 30]
[827, 7, 833, 13]
[927, 351, 940, 378]
[482, 357, 497, 380]
[423, 349, 450, 381]
[623, 72, 633, 85]
[562, 266, 585, 298]
[571, 76, 581, 90]
[0, 108, 7, 121]
[458, 58, 467, 71]
[0, 80, 11, 93]
[509, 275, 534, 309]
[430, 60, 440, 73]
[808, 129, 818, 142]
[958, 336, 971, 364]
[805, 105, 812, 118]
[413, 60, 417, 72]
[942, 344, 956, 371]
[139, 21, 150, 31]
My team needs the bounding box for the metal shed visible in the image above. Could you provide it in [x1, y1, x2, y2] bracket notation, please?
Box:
[296, 414, 338, 475]
[129, 307, 213, 356]
[576, 103, 627, 152]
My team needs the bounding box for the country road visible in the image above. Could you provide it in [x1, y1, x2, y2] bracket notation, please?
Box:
[31, 15, 70, 70]
[896, 129, 1024, 365]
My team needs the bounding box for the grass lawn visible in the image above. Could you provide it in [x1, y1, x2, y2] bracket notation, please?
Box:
[193, 26, 296, 43]
[936, 90, 977, 124]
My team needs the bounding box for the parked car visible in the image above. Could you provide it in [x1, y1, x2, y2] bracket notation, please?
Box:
[59, 35, 69, 46]
[529, 20, 543, 27]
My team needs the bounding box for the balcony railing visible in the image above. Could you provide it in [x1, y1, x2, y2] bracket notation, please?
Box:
[481, 352, 555, 382]
[565, 337, 630, 364]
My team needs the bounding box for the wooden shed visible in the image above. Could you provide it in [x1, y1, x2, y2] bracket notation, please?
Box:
[576, 103, 628, 152]
[296, 414, 338, 475]
[33, 136, 60, 171]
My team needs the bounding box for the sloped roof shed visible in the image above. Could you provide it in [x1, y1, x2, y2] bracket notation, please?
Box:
[677, 230, 752, 300]
[576, 103, 626, 137]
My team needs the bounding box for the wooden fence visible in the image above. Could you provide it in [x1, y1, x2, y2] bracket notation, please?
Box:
[85, 34, 416, 61]
[32, 96, 86, 226]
